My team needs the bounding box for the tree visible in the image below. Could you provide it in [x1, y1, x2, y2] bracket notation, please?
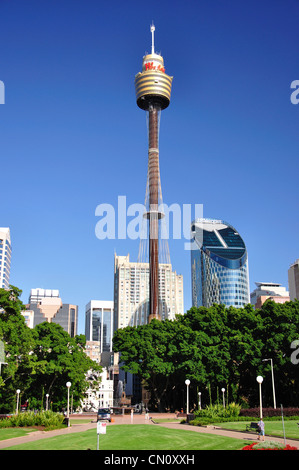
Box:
[113, 318, 206, 411]
[257, 299, 299, 406]
[0, 286, 36, 412]
[25, 322, 101, 411]
[0, 285, 101, 412]
[113, 301, 299, 410]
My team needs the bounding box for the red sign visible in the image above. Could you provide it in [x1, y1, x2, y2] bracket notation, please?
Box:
[145, 62, 165, 73]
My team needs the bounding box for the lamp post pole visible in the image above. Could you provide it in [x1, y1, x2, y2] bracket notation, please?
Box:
[221, 388, 225, 408]
[198, 392, 201, 410]
[16, 389, 20, 414]
[263, 358, 276, 409]
[256, 376, 263, 419]
[185, 379, 190, 414]
[66, 382, 71, 426]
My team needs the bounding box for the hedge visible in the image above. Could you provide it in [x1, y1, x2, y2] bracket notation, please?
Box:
[240, 408, 299, 418]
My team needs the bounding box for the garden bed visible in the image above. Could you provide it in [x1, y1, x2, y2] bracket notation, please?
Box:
[242, 441, 297, 450]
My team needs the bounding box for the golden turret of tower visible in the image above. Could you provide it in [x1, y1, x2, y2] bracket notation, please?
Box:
[135, 25, 173, 111]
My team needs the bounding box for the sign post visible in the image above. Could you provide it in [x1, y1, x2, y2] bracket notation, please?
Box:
[97, 421, 107, 450]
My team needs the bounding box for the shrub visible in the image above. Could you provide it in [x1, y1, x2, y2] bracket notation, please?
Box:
[0, 411, 65, 429]
[194, 402, 241, 420]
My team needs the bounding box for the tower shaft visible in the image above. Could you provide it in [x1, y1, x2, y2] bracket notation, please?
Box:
[148, 105, 160, 322]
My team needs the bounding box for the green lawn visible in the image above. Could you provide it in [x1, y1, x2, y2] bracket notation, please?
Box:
[214, 420, 299, 440]
[0, 427, 36, 441]
[2, 424, 248, 450]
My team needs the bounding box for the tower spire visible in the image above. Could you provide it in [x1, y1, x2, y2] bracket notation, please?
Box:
[150, 23, 155, 54]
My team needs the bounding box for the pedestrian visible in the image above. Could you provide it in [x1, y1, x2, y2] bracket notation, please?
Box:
[258, 418, 265, 441]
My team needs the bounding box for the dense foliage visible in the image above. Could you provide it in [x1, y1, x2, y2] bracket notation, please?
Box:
[0, 286, 101, 413]
[113, 301, 299, 411]
[0, 410, 65, 429]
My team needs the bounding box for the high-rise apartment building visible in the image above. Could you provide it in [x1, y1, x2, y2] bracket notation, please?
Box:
[191, 218, 250, 308]
[250, 282, 289, 308]
[0, 228, 11, 289]
[288, 259, 299, 301]
[25, 288, 78, 336]
[113, 253, 184, 330]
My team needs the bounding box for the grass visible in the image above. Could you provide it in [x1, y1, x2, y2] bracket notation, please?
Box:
[0, 427, 36, 441]
[1, 424, 249, 451]
[213, 420, 299, 440]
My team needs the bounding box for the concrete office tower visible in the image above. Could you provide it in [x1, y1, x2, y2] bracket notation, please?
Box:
[288, 259, 299, 300]
[135, 24, 173, 322]
[113, 254, 183, 330]
[288, 259, 299, 301]
[26, 288, 78, 336]
[0, 228, 11, 289]
[250, 282, 290, 308]
[191, 219, 250, 308]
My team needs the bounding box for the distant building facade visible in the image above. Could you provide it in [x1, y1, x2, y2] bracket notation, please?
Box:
[0, 228, 11, 289]
[85, 300, 114, 351]
[24, 288, 78, 336]
[84, 341, 101, 364]
[288, 259, 299, 301]
[191, 218, 250, 308]
[113, 253, 184, 330]
[81, 368, 114, 412]
[250, 282, 290, 309]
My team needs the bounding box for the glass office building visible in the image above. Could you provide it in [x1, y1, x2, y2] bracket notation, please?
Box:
[191, 219, 250, 308]
[85, 301, 114, 353]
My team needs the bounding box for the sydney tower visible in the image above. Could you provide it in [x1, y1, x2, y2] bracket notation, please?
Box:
[135, 25, 173, 322]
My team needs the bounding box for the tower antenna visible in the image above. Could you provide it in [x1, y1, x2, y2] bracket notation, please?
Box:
[150, 23, 155, 54]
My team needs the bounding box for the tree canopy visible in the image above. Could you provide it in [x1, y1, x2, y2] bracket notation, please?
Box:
[0, 286, 100, 413]
[113, 301, 299, 411]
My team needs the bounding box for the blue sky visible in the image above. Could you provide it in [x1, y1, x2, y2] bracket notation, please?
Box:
[0, 0, 298, 334]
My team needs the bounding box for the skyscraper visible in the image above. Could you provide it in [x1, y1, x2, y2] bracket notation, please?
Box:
[288, 259, 299, 301]
[113, 254, 184, 330]
[0, 228, 11, 290]
[26, 288, 78, 336]
[191, 218, 250, 308]
[135, 24, 173, 322]
[85, 300, 114, 352]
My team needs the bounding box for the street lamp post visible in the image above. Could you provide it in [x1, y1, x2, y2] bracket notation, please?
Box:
[46, 394, 49, 411]
[185, 379, 190, 414]
[262, 358, 276, 409]
[16, 389, 20, 414]
[221, 388, 225, 408]
[198, 392, 201, 410]
[66, 381, 71, 426]
[256, 376, 263, 419]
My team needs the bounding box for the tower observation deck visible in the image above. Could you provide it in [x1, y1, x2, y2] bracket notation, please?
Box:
[135, 25, 173, 322]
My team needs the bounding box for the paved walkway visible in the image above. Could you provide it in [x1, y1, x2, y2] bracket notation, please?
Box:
[0, 413, 298, 449]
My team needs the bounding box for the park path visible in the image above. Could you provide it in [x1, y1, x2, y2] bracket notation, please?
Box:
[0, 413, 298, 449]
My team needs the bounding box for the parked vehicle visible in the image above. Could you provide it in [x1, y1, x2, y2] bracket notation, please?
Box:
[97, 408, 111, 422]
